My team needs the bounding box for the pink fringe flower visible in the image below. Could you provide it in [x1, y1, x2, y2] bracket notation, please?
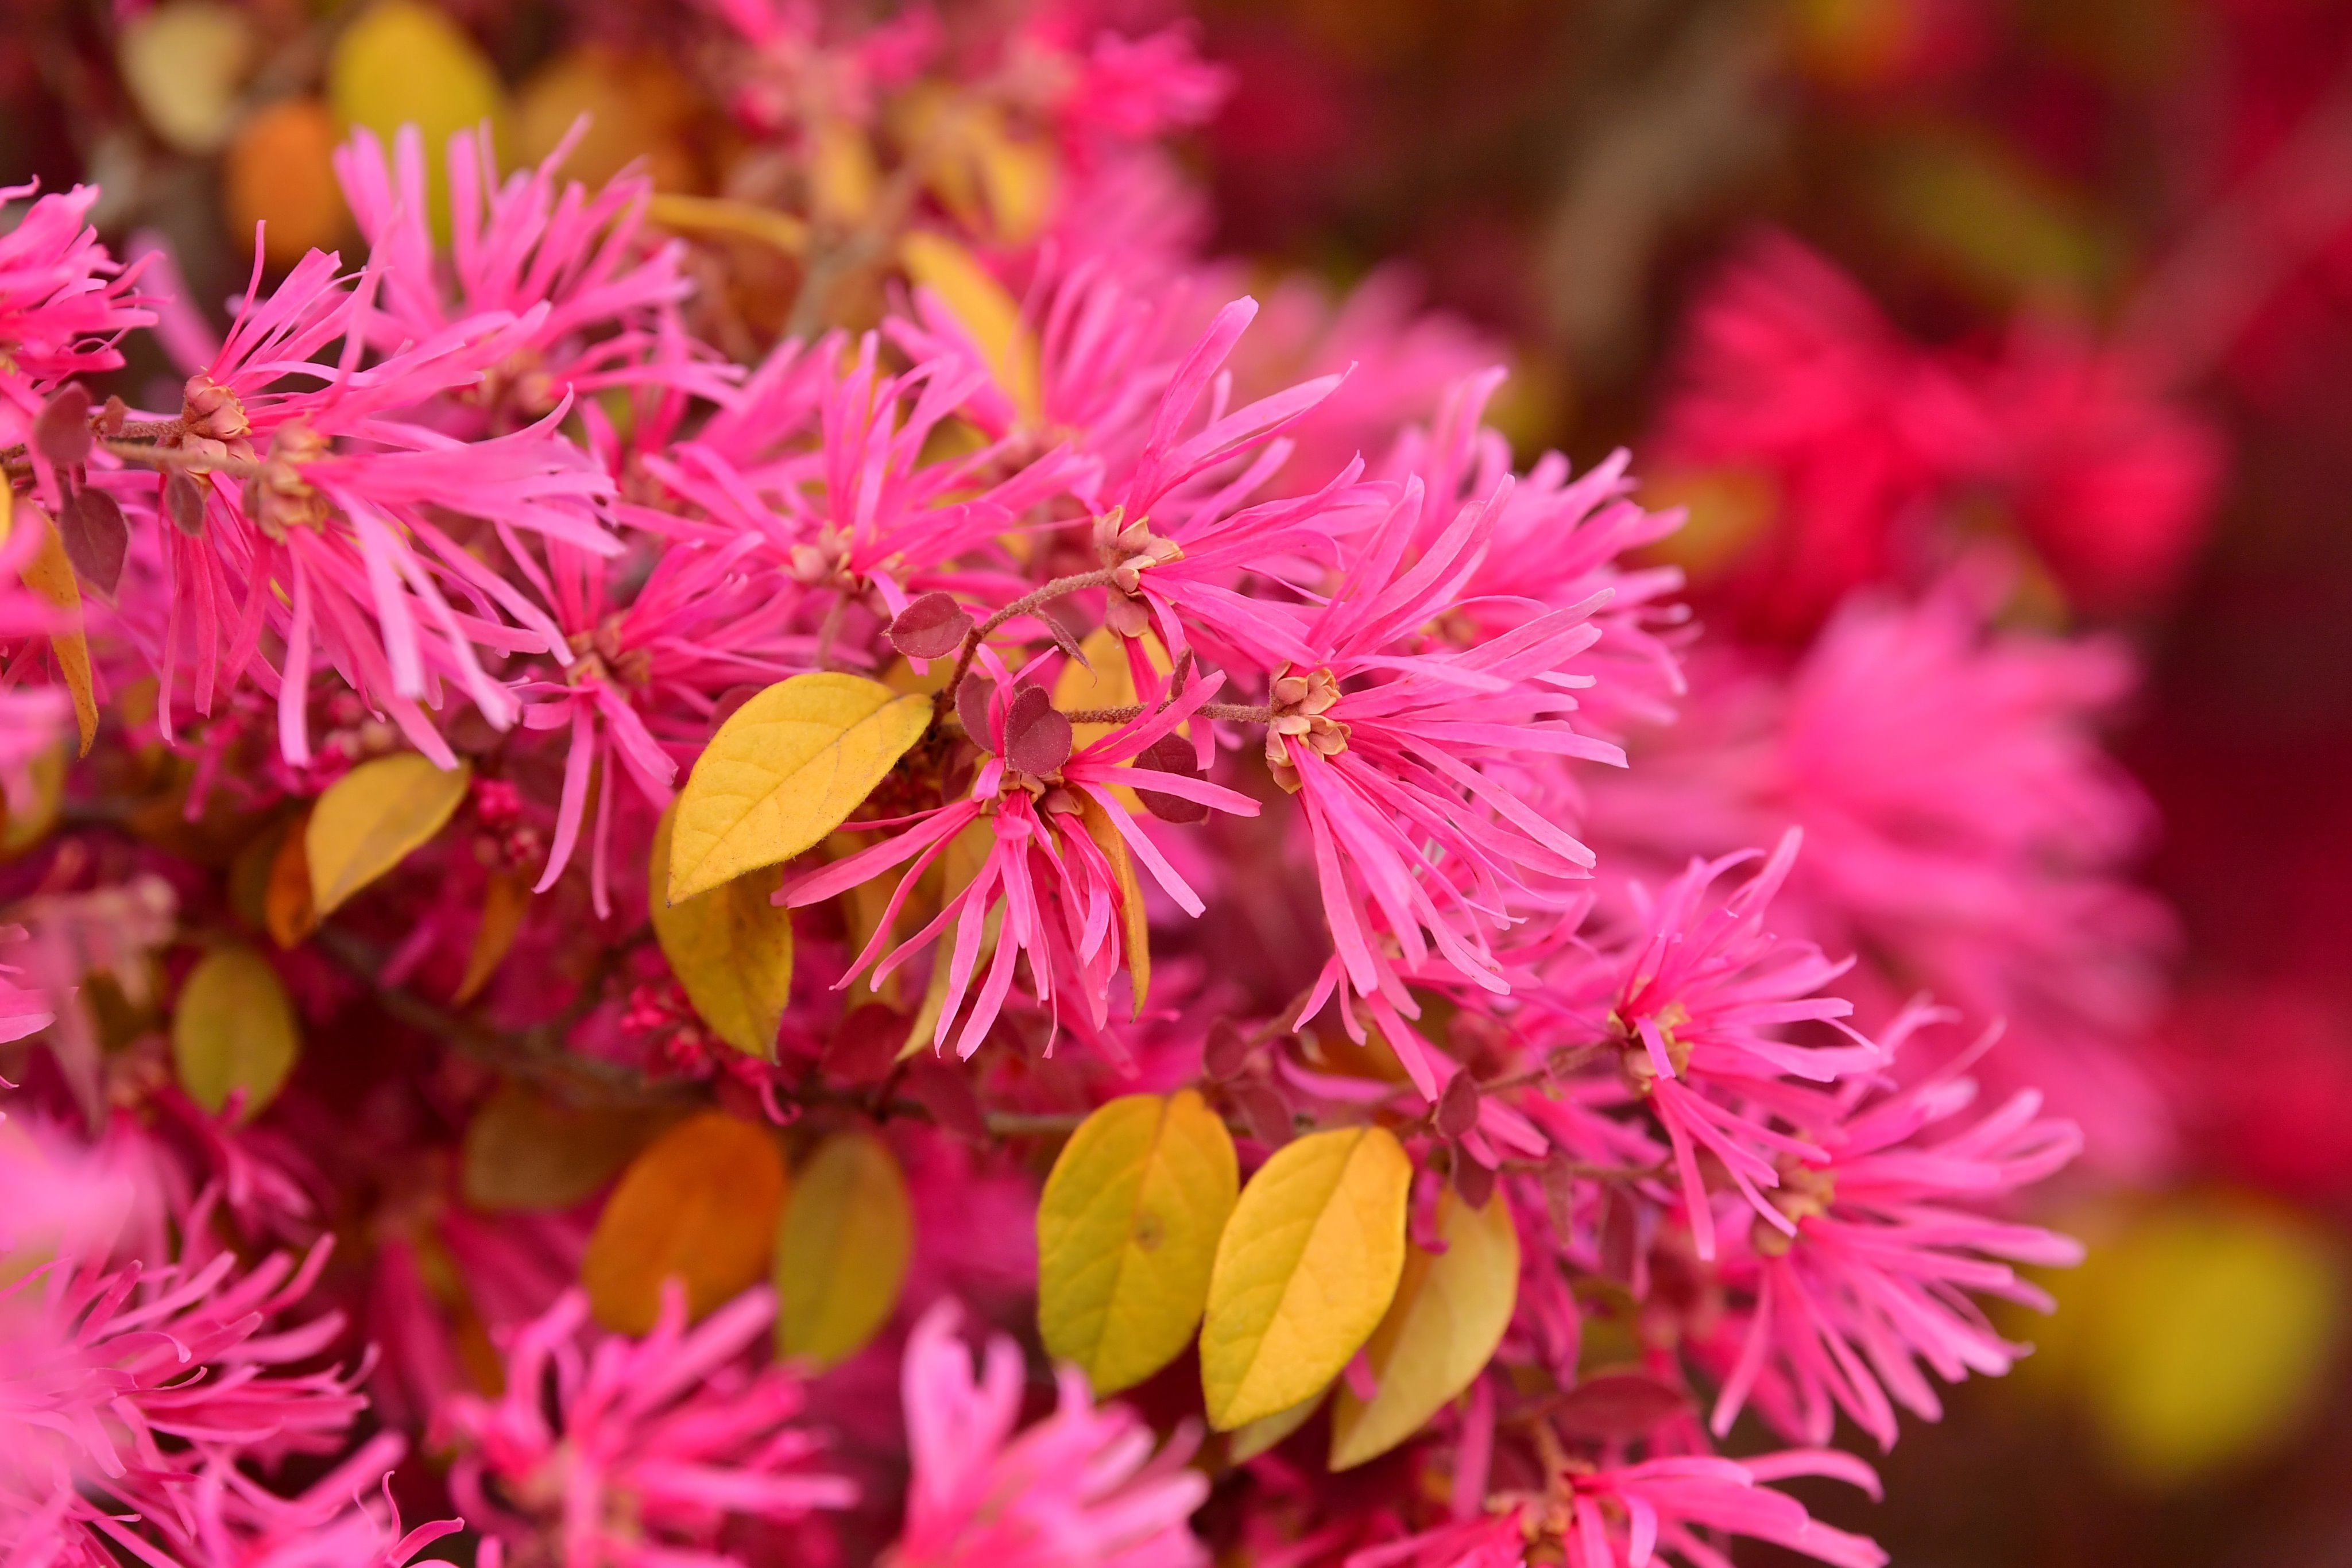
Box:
[890, 1300, 1208, 1568]
[440, 1284, 854, 1566]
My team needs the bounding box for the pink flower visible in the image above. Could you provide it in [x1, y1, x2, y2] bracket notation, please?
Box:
[1548, 1450, 1885, 1568]
[440, 1284, 853, 1566]
[335, 122, 733, 430]
[1534, 832, 1879, 1260]
[0, 183, 152, 433]
[144, 240, 617, 764]
[1705, 1017, 2084, 1449]
[890, 1300, 1208, 1568]
[1266, 479, 1625, 1094]
[0, 1134, 375, 1566]
[1583, 572, 2172, 1172]
[788, 665, 1256, 1058]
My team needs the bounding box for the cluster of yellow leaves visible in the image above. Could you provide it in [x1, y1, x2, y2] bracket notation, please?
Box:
[579, 1110, 914, 1366]
[1038, 1098, 1518, 1469]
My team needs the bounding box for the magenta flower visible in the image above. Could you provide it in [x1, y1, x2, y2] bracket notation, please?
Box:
[1263, 479, 1626, 1094]
[1707, 1023, 2084, 1449]
[1535, 832, 1880, 1260]
[788, 665, 1256, 1057]
[335, 122, 734, 430]
[440, 1284, 853, 1567]
[0, 182, 152, 432]
[1546, 1450, 1885, 1568]
[141, 239, 617, 764]
[890, 1300, 1208, 1568]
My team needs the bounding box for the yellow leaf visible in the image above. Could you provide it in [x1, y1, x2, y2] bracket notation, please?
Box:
[775, 1129, 913, 1366]
[119, 1, 254, 154]
[1038, 1090, 1238, 1395]
[582, 1110, 787, 1334]
[668, 673, 931, 905]
[1329, 1184, 1521, 1469]
[645, 193, 810, 258]
[226, 99, 350, 269]
[900, 230, 1040, 423]
[514, 45, 695, 191]
[171, 945, 300, 1121]
[648, 804, 794, 1056]
[1200, 1125, 1413, 1430]
[462, 1081, 657, 1211]
[1230, 1384, 1327, 1462]
[972, 120, 1056, 245]
[306, 753, 472, 916]
[2061, 1195, 2345, 1482]
[454, 869, 529, 1006]
[810, 118, 879, 226]
[1075, 793, 1150, 1017]
[0, 741, 66, 858]
[1054, 624, 1174, 771]
[22, 505, 96, 757]
[327, 0, 504, 242]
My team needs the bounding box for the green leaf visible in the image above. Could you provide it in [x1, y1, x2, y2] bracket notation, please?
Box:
[775, 1129, 913, 1366]
[668, 673, 932, 905]
[1200, 1125, 1412, 1430]
[172, 945, 300, 1120]
[648, 803, 794, 1056]
[1038, 1090, 1238, 1395]
[1329, 1183, 1520, 1469]
[306, 753, 471, 916]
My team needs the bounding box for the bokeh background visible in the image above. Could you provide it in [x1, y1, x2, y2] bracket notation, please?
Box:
[5, 1, 2349, 1562]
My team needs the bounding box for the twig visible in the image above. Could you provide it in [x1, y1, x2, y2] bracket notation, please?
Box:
[937, 568, 1116, 715]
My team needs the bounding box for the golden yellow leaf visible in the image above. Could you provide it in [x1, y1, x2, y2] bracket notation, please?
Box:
[462, 1081, 658, 1211]
[1038, 1090, 1238, 1395]
[454, 870, 529, 1006]
[1230, 1384, 1327, 1462]
[900, 230, 1039, 423]
[514, 45, 694, 190]
[971, 118, 1056, 245]
[582, 1110, 787, 1334]
[1200, 1125, 1413, 1430]
[119, 1, 254, 154]
[306, 753, 472, 916]
[171, 945, 300, 1121]
[226, 99, 349, 269]
[667, 673, 931, 905]
[0, 741, 66, 858]
[2045, 1195, 2346, 1483]
[1329, 1184, 1521, 1469]
[1075, 793, 1150, 1017]
[22, 505, 96, 757]
[775, 1129, 913, 1366]
[264, 811, 318, 947]
[810, 118, 879, 226]
[645, 193, 811, 257]
[327, 0, 504, 241]
[648, 803, 794, 1057]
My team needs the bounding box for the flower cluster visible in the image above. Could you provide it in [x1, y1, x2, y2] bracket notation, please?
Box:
[0, 3, 2184, 1566]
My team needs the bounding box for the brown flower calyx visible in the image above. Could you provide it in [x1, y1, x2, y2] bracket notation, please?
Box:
[1093, 506, 1181, 636]
[1263, 665, 1347, 792]
[242, 423, 331, 540]
[1751, 1161, 1836, 1256]
[787, 526, 861, 593]
[566, 616, 653, 688]
[175, 373, 256, 472]
[1610, 1004, 1693, 1090]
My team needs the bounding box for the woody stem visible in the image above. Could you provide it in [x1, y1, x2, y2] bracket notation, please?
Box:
[937, 568, 1116, 715]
